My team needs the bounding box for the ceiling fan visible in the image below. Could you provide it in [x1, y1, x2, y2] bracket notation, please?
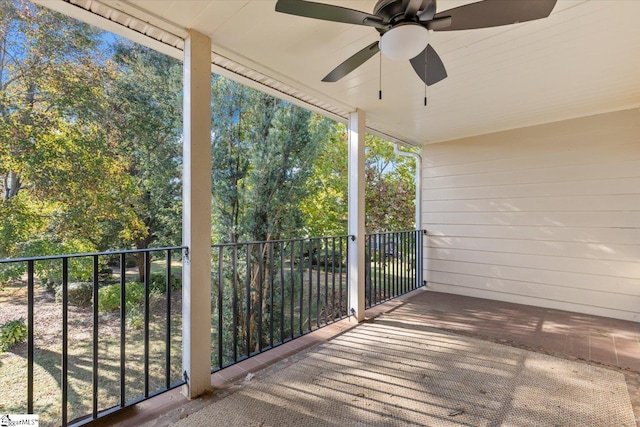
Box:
[275, 0, 557, 87]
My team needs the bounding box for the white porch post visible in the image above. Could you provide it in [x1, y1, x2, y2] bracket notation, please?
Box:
[182, 30, 212, 399]
[348, 109, 366, 322]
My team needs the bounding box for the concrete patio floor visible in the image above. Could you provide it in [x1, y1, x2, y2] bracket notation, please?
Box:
[91, 289, 640, 427]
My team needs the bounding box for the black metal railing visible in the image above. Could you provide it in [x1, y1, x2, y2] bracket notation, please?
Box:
[0, 231, 424, 426]
[0, 247, 185, 427]
[211, 235, 351, 370]
[365, 230, 425, 308]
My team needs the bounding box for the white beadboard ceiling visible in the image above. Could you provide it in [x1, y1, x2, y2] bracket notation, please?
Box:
[43, 0, 640, 146]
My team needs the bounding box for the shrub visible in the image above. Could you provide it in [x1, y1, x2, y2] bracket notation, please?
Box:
[55, 282, 93, 306]
[0, 318, 27, 353]
[98, 282, 145, 312]
[126, 306, 144, 329]
[149, 272, 181, 293]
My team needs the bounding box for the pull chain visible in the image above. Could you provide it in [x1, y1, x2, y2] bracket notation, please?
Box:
[379, 52, 382, 100]
[424, 62, 428, 106]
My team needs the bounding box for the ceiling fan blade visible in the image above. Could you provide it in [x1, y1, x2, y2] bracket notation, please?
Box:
[432, 0, 557, 31]
[276, 0, 386, 29]
[322, 41, 380, 82]
[409, 44, 447, 86]
[426, 16, 452, 31]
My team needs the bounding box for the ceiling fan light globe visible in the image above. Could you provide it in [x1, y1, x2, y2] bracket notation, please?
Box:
[379, 23, 430, 61]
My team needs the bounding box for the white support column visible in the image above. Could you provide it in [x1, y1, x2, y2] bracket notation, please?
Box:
[182, 30, 212, 399]
[348, 109, 366, 322]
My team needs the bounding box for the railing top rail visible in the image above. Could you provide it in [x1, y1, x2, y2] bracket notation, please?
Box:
[211, 235, 354, 248]
[0, 245, 188, 264]
[365, 229, 423, 236]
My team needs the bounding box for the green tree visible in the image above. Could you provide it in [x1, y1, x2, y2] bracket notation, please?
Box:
[210, 77, 330, 243]
[364, 136, 416, 232]
[301, 128, 417, 236]
[0, 0, 130, 257]
[108, 41, 183, 280]
[301, 123, 348, 237]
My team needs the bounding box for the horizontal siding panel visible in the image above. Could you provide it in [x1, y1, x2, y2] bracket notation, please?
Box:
[426, 225, 640, 245]
[427, 236, 640, 262]
[424, 211, 640, 228]
[423, 195, 640, 213]
[422, 110, 640, 168]
[423, 159, 639, 189]
[424, 140, 639, 178]
[425, 271, 640, 313]
[421, 110, 640, 321]
[423, 177, 640, 201]
[426, 248, 640, 279]
[426, 259, 639, 295]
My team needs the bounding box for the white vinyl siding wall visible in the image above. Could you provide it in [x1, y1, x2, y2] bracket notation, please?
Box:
[421, 109, 640, 321]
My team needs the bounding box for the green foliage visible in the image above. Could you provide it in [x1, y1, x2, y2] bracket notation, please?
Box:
[109, 41, 183, 267]
[301, 128, 417, 235]
[0, 0, 139, 255]
[301, 123, 349, 236]
[0, 318, 27, 353]
[98, 282, 145, 313]
[210, 77, 333, 243]
[364, 136, 417, 232]
[97, 277, 174, 329]
[0, 238, 98, 287]
[149, 272, 181, 293]
[54, 282, 93, 307]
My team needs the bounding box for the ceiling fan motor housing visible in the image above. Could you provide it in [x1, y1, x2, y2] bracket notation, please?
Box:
[373, 0, 437, 35]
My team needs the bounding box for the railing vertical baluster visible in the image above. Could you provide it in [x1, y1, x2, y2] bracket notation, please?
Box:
[144, 251, 150, 397]
[298, 240, 303, 335]
[381, 234, 386, 301]
[368, 235, 373, 308]
[119, 253, 126, 407]
[413, 231, 417, 289]
[324, 238, 328, 324]
[398, 232, 409, 294]
[408, 232, 411, 289]
[400, 232, 403, 294]
[257, 243, 264, 353]
[279, 243, 285, 344]
[316, 239, 321, 329]
[308, 239, 313, 332]
[416, 231, 419, 288]
[232, 245, 238, 362]
[339, 237, 344, 318]
[393, 233, 398, 297]
[92, 256, 99, 418]
[217, 246, 223, 369]
[62, 258, 69, 426]
[290, 242, 295, 340]
[391, 233, 400, 297]
[331, 237, 336, 322]
[379, 234, 383, 301]
[27, 260, 34, 415]
[345, 236, 350, 315]
[245, 244, 251, 357]
[409, 231, 413, 290]
[409, 232, 412, 290]
[419, 230, 424, 288]
[417, 231, 421, 288]
[269, 242, 275, 348]
[165, 250, 172, 388]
